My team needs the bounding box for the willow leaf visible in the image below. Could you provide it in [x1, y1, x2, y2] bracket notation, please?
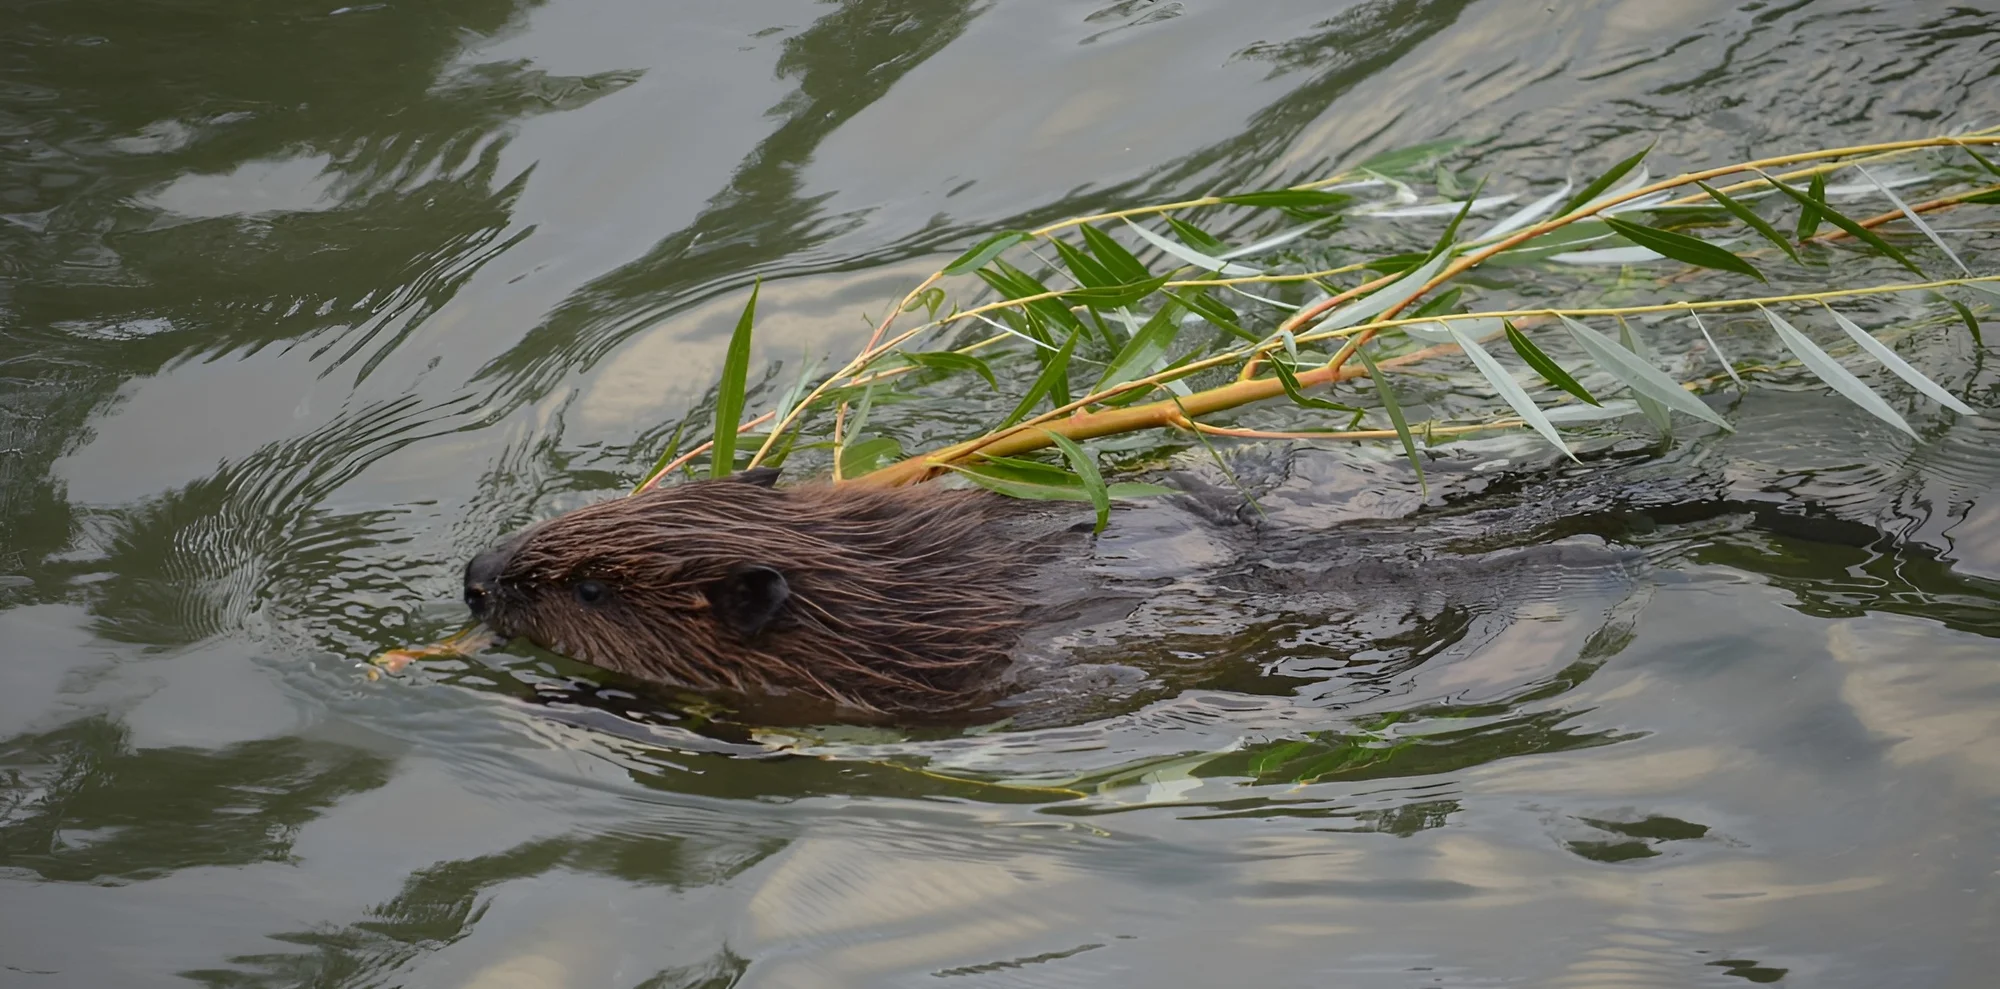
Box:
[1946, 298, 1984, 349]
[1689, 312, 1745, 389]
[1560, 145, 1651, 217]
[944, 231, 1031, 275]
[1820, 305, 1977, 416]
[1001, 329, 1080, 428]
[1697, 180, 1799, 265]
[1601, 216, 1764, 281]
[1957, 143, 2000, 178]
[1319, 250, 1452, 331]
[1124, 219, 1261, 276]
[1618, 317, 1673, 439]
[1060, 273, 1175, 309]
[1449, 325, 1574, 460]
[1217, 189, 1352, 213]
[1164, 289, 1256, 342]
[1762, 171, 1924, 276]
[1474, 181, 1571, 241]
[709, 280, 759, 478]
[838, 436, 901, 478]
[1271, 357, 1364, 416]
[1558, 316, 1730, 429]
[1795, 172, 1827, 241]
[1505, 320, 1599, 405]
[900, 350, 999, 390]
[1758, 307, 1915, 438]
[1045, 432, 1111, 533]
[1164, 214, 1228, 255]
[1858, 166, 1968, 275]
[1355, 344, 1426, 496]
[1050, 237, 1115, 288]
[1095, 300, 1182, 393]
[1079, 223, 1152, 283]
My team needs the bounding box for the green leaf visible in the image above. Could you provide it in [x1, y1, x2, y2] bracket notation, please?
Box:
[1044, 432, 1111, 533]
[902, 286, 947, 318]
[1355, 344, 1426, 497]
[1560, 144, 1652, 217]
[1058, 272, 1175, 309]
[1270, 357, 1365, 420]
[1762, 171, 1923, 276]
[1505, 320, 1599, 405]
[1858, 165, 1968, 275]
[898, 350, 999, 390]
[1697, 180, 1801, 265]
[1164, 215, 1228, 255]
[1050, 237, 1116, 288]
[1001, 329, 1080, 428]
[944, 230, 1031, 275]
[947, 460, 1168, 503]
[982, 260, 1086, 337]
[838, 436, 902, 477]
[1820, 304, 1977, 416]
[1689, 311, 1745, 390]
[1124, 219, 1260, 276]
[1448, 325, 1574, 461]
[709, 279, 759, 478]
[1095, 300, 1183, 394]
[1426, 177, 1484, 258]
[1601, 215, 1764, 281]
[1795, 172, 1827, 241]
[1163, 289, 1256, 342]
[1409, 286, 1463, 319]
[1217, 189, 1353, 213]
[1758, 307, 1915, 438]
[1078, 223, 1152, 283]
[1558, 316, 1731, 430]
[1359, 138, 1464, 178]
[633, 418, 690, 493]
[1957, 143, 2000, 178]
[1964, 189, 2000, 205]
[1320, 250, 1452, 331]
[1946, 297, 1984, 349]
[1619, 317, 1673, 440]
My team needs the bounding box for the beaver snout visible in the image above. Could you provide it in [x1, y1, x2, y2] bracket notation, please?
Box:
[462, 538, 519, 620]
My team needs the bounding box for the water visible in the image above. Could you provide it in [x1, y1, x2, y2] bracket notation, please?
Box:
[3, 1, 1998, 985]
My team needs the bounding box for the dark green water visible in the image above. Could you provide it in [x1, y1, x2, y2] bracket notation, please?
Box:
[3, 1, 1999, 986]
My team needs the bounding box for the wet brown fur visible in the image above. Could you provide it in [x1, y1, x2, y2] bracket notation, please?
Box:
[466, 476, 1052, 714]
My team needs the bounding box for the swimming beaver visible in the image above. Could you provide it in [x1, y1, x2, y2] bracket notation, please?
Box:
[461, 469, 1075, 716]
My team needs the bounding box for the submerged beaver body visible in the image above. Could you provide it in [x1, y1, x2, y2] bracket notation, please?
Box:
[463, 470, 1070, 715]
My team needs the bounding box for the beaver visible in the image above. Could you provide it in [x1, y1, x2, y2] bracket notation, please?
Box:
[461, 468, 1081, 717]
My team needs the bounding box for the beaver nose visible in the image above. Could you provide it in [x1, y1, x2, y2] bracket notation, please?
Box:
[463, 543, 514, 619]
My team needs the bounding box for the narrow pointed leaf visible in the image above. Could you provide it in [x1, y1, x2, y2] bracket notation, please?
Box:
[709, 280, 759, 478]
[1795, 172, 1826, 241]
[1858, 165, 1969, 275]
[944, 231, 1031, 275]
[838, 436, 902, 478]
[1955, 142, 2000, 178]
[1559, 315, 1731, 429]
[634, 418, 691, 493]
[1095, 300, 1182, 393]
[1759, 307, 1915, 438]
[1164, 289, 1256, 342]
[1449, 325, 1575, 460]
[1217, 189, 1352, 212]
[946, 459, 1167, 503]
[1425, 179, 1484, 258]
[1966, 189, 2000, 205]
[1059, 272, 1175, 309]
[1050, 237, 1115, 287]
[1689, 311, 1745, 389]
[1271, 357, 1364, 414]
[1217, 215, 1341, 260]
[1164, 214, 1228, 255]
[1549, 245, 1665, 264]
[1601, 216, 1764, 281]
[1619, 317, 1673, 439]
[1475, 181, 1571, 241]
[1079, 223, 1153, 283]
[1001, 329, 1080, 428]
[1820, 305, 1977, 416]
[900, 350, 999, 390]
[1697, 180, 1800, 265]
[1764, 171, 1923, 275]
[1544, 400, 1640, 423]
[1946, 298, 1984, 349]
[980, 260, 1085, 337]
[1505, 320, 1599, 405]
[1319, 250, 1452, 331]
[1124, 219, 1261, 275]
[1355, 344, 1426, 496]
[1410, 286, 1463, 318]
[1560, 145, 1651, 217]
[1045, 432, 1111, 533]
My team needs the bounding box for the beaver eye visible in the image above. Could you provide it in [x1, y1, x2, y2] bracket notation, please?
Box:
[574, 579, 609, 606]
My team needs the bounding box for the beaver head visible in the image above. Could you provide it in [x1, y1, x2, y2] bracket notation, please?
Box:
[462, 470, 1060, 715]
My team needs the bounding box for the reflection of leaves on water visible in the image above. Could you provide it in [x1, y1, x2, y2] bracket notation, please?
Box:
[73, 396, 473, 648]
[178, 832, 773, 989]
[0, 717, 390, 884]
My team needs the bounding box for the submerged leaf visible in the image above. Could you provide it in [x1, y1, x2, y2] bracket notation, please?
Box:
[1697, 180, 1800, 265]
[1560, 145, 1652, 217]
[1505, 320, 1599, 405]
[1559, 316, 1731, 429]
[1758, 307, 1915, 438]
[1820, 305, 1977, 416]
[1602, 216, 1764, 281]
[709, 279, 759, 478]
[1355, 344, 1426, 496]
[1045, 432, 1111, 533]
[1449, 324, 1575, 460]
[944, 231, 1031, 275]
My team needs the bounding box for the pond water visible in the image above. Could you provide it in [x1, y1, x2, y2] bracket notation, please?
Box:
[3, 1, 1999, 986]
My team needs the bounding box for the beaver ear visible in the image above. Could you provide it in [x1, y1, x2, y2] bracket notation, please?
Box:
[731, 467, 781, 489]
[704, 564, 790, 639]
